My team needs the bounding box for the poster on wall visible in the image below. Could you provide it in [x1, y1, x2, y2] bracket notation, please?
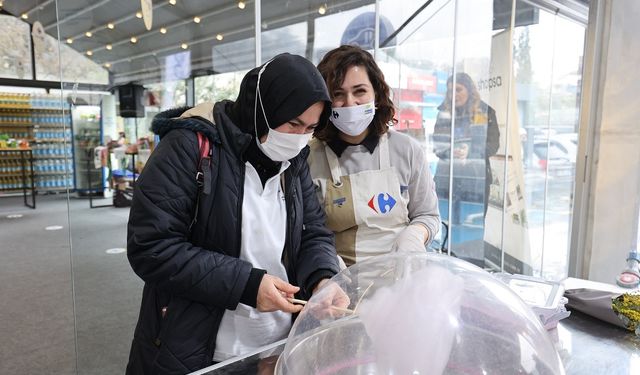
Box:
[482, 29, 533, 274]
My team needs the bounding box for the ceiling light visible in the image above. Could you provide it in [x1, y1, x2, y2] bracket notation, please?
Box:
[104, 63, 111, 68]
[237, 1, 245, 9]
[160, 27, 167, 34]
[0, 2, 4, 8]
[66, 38, 73, 44]
[181, 43, 188, 49]
[130, 37, 138, 43]
[21, 13, 28, 20]
[216, 34, 223, 41]
[136, 11, 143, 19]
[193, 16, 201, 24]
[169, 0, 176, 5]
[85, 31, 92, 37]
[106, 44, 113, 50]
[318, 5, 327, 15]
[107, 22, 115, 29]
[86, 50, 93, 56]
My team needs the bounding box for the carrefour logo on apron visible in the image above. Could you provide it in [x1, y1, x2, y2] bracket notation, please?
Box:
[368, 192, 397, 214]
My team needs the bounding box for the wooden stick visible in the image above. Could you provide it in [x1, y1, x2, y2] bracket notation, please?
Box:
[287, 298, 355, 315]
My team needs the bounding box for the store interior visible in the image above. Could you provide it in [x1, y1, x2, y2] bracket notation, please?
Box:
[1, 0, 639, 374]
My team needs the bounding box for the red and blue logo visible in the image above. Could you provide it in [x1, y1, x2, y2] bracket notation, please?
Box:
[368, 193, 396, 214]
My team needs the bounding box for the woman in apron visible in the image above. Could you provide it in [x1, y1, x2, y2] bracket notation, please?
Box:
[307, 45, 440, 266]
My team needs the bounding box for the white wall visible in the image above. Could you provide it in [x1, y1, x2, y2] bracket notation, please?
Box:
[584, 0, 640, 283]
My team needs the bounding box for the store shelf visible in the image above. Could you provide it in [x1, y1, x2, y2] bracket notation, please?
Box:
[34, 155, 70, 159]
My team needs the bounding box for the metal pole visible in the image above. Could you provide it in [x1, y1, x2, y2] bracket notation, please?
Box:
[255, 0, 261, 66]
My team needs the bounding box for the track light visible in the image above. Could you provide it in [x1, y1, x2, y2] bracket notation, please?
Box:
[104, 63, 111, 68]
[86, 50, 93, 56]
[107, 22, 115, 29]
[160, 27, 167, 34]
[216, 34, 223, 41]
[66, 38, 73, 44]
[106, 44, 113, 50]
[169, 0, 176, 5]
[136, 11, 143, 19]
[21, 13, 28, 20]
[193, 16, 201, 24]
[238, 1, 245, 9]
[130, 37, 138, 43]
[85, 31, 92, 37]
[181, 43, 188, 49]
[318, 5, 327, 15]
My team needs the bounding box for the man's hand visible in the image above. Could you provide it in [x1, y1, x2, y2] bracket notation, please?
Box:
[256, 274, 303, 313]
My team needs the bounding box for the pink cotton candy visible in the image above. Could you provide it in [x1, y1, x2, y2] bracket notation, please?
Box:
[358, 264, 465, 375]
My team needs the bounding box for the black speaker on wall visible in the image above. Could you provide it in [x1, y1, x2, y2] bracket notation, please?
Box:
[117, 83, 145, 118]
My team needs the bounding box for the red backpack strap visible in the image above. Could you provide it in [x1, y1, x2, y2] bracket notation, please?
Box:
[197, 132, 210, 161]
[190, 132, 212, 232]
[195, 132, 212, 195]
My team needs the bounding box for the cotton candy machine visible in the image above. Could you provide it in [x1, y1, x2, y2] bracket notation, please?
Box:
[275, 253, 564, 375]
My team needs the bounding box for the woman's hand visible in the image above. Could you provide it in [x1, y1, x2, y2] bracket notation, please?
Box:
[311, 279, 351, 318]
[256, 274, 303, 313]
[453, 143, 469, 160]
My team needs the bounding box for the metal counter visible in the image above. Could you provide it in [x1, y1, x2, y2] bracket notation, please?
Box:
[190, 310, 640, 375]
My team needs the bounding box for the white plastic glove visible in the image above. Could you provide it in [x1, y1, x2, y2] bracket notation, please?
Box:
[392, 224, 428, 253]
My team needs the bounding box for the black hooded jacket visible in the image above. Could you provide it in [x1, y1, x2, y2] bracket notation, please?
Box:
[126, 54, 338, 374]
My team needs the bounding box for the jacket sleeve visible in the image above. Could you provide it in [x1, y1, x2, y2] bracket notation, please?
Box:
[407, 139, 441, 245]
[433, 111, 452, 159]
[127, 128, 252, 310]
[295, 160, 340, 296]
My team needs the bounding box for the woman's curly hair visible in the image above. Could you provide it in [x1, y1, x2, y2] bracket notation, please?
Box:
[314, 45, 396, 141]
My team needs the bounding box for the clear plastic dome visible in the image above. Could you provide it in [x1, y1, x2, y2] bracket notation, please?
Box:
[276, 252, 564, 375]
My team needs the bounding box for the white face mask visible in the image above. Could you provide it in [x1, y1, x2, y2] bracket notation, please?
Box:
[258, 128, 313, 162]
[254, 60, 312, 162]
[330, 101, 375, 136]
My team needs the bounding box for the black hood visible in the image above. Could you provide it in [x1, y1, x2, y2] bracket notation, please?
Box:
[228, 53, 331, 139]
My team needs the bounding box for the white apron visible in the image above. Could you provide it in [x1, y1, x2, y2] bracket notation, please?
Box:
[322, 134, 409, 265]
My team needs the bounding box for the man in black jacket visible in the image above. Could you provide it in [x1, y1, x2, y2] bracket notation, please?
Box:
[126, 54, 346, 374]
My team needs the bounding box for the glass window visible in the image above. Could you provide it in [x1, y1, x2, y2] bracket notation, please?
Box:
[515, 1, 584, 280]
[195, 71, 246, 104]
[0, 15, 33, 79]
[34, 32, 109, 84]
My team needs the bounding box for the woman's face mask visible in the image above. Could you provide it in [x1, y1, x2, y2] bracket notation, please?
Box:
[254, 60, 314, 162]
[330, 101, 375, 136]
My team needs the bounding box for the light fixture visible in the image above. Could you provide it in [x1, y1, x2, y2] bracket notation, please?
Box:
[85, 31, 93, 37]
[107, 22, 115, 29]
[106, 44, 113, 50]
[181, 43, 188, 49]
[136, 11, 143, 19]
[169, 0, 176, 5]
[237, 1, 245, 9]
[0, 1, 4, 8]
[3, 62, 9, 69]
[160, 27, 167, 34]
[318, 5, 327, 15]
[193, 16, 201, 23]
[66, 38, 73, 44]
[130, 37, 138, 43]
[104, 63, 111, 68]
[216, 34, 223, 41]
[21, 13, 28, 20]
[86, 50, 93, 56]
